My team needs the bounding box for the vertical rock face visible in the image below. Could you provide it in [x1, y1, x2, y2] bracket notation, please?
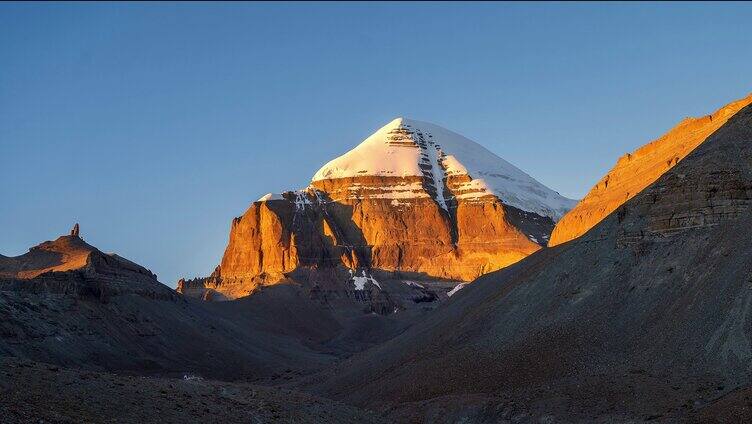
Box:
[550, 94, 752, 246]
[70, 223, 79, 237]
[182, 118, 575, 302]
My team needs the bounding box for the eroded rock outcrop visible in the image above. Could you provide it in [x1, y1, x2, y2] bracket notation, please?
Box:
[0, 230, 172, 301]
[550, 94, 752, 246]
[181, 118, 575, 304]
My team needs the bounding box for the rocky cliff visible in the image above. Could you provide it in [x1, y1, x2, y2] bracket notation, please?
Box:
[550, 93, 752, 246]
[182, 118, 575, 303]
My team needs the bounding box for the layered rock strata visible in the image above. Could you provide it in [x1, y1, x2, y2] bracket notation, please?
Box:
[550, 94, 752, 246]
[181, 118, 576, 303]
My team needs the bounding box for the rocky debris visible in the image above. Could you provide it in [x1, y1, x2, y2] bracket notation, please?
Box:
[305, 100, 752, 422]
[550, 93, 752, 246]
[70, 223, 80, 237]
[0, 357, 385, 424]
[1, 232, 380, 381]
[183, 118, 575, 304]
[0, 278, 396, 382]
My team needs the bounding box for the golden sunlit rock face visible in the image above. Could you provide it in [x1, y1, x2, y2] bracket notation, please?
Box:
[209, 183, 547, 299]
[0, 234, 94, 279]
[549, 94, 752, 246]
[182, 118, 575, 300]
[0, 227, 172, 300]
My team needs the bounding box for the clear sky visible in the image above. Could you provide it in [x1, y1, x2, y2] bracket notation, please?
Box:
[2, 2, 751, 286]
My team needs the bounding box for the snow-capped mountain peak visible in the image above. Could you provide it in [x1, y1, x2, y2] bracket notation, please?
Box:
[312, 117, 576, 220]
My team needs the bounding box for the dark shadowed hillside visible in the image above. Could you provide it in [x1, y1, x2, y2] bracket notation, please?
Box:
[306, 103, 752, 422]
[0, 357, 385, 424]
[0, 231, 410, 382]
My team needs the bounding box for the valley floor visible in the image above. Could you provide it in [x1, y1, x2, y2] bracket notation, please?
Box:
[3, 355, 752, 423]
[366, 373, 752, 423]
[0, 357, 385, 424]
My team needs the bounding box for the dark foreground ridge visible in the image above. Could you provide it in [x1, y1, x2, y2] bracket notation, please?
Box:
[0, 229, 417, 384]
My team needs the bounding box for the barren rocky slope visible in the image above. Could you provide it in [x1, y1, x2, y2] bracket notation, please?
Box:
[0, 357, 385, 424]
[550, 93, 752, 246]
[181, 118, 575, 316]
[307, 101, 752, 422]
[0, 229, 410, 381]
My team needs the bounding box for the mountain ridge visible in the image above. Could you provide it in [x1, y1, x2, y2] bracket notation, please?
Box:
[180, 118, 575, 305]
[550, 93, 752, 246]
[313, 117, 575, 219]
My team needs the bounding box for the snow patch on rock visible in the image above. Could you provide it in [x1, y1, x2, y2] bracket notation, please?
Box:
[350, 269, 381, 290]
[447, 283, 466, 297]
[404, 281, 426, 289]
[294, 190, 312, 211]
[257, 193, 284, 202]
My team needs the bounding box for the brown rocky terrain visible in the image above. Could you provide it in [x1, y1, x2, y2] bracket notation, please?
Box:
[0, 227, 172, 300]
[0, 228, 418, 423]
[0, 227, 418, 382]
[180, 119, 574, 313]
[550, 93, 752, 246]
[8, 97, 752, 423]
[0, 357, 385, 424]
[305, 100, 752, 422]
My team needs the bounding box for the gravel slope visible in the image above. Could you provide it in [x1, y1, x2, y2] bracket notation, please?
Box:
[0, 358, 386, 424]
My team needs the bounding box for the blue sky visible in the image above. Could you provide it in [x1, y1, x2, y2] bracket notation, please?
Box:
[2, 2, 751, 286]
